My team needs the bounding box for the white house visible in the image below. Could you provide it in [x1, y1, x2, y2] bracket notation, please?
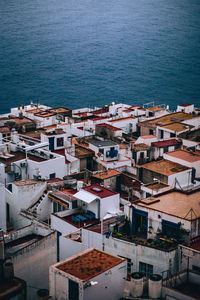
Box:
[5, 179, 47, 229]
[49, 248, 127, 300]
[177, 103, 195, 114]
[108, 117, 138, 133]
[163, 149, 200, 178]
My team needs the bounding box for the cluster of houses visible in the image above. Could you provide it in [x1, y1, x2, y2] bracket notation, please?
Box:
[0, 101, 200, 299]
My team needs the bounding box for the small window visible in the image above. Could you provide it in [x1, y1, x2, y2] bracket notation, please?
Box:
[50, 173, 56, 179]
[149, 129, 154, 135]
[139, 262, 153, 277]
[57, 137, 64, 147]
[163, 147, 168, 153]
[170, 132, 176, 138]
[140, 152, 144, 159]
[99, 148, 104, 154]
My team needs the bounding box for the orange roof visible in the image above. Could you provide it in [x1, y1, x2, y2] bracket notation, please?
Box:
[137, 189, 200, 220]
[140, 135, 156, 139]
[165, 149, 200, 163]
[148, 106, 165, 112]
[140, 159, 190, 176]
[56, 248, 125, 281]
[92, 169, 120, 179]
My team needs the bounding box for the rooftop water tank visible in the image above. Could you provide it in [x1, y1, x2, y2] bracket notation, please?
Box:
[148, 274, 162, 299]
[3, 260, 14, 282]
[130, 272, 144, 297]
[37, 289, 49, 300]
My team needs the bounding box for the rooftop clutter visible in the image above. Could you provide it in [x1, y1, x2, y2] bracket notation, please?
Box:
[1, 101, 200, 299]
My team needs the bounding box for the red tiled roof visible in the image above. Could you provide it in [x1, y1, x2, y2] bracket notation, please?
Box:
[179, 103, 193, 107]
[152, 139, 181, 148]
[90, 116, 109, 121]
[97, 123, 121, 131]
[53, 149, 71, 164]
[83, 184, 118, 198]
[92, 107, 109, 115]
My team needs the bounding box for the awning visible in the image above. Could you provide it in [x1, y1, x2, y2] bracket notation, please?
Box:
[74, 190, 98, 204]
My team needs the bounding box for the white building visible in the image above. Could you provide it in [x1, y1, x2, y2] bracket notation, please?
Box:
[49, 248, 127, 300]
[5, 179, 47, 229]
[163, 149, 200, 178]
[108, 117, 138, 133]
[177, 103, 195, 114]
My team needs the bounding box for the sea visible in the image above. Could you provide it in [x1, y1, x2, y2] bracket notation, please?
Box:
[1, 0, 200, 114]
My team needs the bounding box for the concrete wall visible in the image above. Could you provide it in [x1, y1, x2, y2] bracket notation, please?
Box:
[179, 245, 200, 271]
[51, 212, 78, 235]
[5, 181, 47, 229]
[0, 183, 6, 231]
[83, 260, 127, 300]
[4, 222, 57, 300]
[132, 204, 191, 240]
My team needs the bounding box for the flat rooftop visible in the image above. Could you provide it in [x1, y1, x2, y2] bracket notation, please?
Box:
[13, 179, 39, 186]
[137, 189, 200, 220]
[145, 182, 169, 191]
[56, 248, 125, 281]
[152, 139, 181, 148]
[0, 151, 47, 166]
[83, 184, 118, 198]
[92, 169, 120, 180]
[165, 149, 200, 163]
[147, 106, 165, 112]
[141, 112, 199, 127]
[160, 122, 192, 132]
[140, 159, 190, 176]
[89, 140, 117, 147]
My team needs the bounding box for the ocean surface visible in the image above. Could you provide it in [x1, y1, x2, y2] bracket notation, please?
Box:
[0, 0, 200, 113]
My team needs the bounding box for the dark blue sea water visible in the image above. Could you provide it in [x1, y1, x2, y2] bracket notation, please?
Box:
[1, 0, 200, 113]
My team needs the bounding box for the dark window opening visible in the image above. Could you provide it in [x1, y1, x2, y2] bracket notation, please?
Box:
[139, 262, 153, 277]
[69, 279, 79, 300]
[99, 148, 104, 154]
[149, 129, 154, 135]
[57, 137, 64, 147]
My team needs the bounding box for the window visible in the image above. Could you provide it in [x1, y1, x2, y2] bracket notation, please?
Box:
[149, 129, 154, 135]
[50, 173, 56, 179]
[57, 137, 64, 147]
[170, 132, 176, 138]
[53, 201, 67, 213]
[139, 262, 153, 277]
[191, 220, 197, 234]
[163, 146, 168, 153]
[119, 256, 132, 274]
[140, 152, 144, 159]
[160, 130, 164, 139]
[99, 148, 104, 154]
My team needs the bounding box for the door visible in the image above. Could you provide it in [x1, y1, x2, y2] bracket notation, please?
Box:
[69, 279, 79, 300]
[48, 137, 55, 151]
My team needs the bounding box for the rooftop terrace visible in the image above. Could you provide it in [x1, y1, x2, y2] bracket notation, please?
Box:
[56, 248, 125, 281]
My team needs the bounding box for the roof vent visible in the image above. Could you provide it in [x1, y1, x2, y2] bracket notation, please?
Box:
[91, 187, 102, 192]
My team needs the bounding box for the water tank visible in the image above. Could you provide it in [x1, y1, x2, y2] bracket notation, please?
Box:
[77, 181, 84, 191]
[148, 274, 162, 299]
[3, 261, 14, 282]
[130, 272, 144, 297]
[37, 289, 49, 300]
